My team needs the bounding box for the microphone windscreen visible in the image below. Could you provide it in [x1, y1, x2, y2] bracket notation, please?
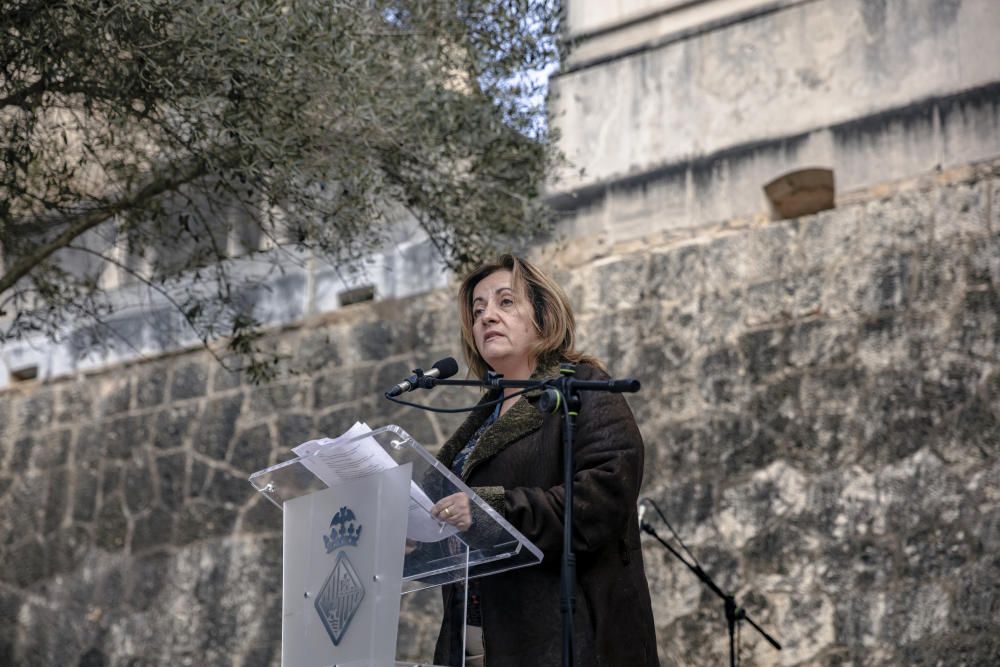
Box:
[432, 357, 460, 379]
[611, 379, 641, 393]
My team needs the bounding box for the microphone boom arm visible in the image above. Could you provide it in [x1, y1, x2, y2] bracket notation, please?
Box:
[638, 517, 782, 665]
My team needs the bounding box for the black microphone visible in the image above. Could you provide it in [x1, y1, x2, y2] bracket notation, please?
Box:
[610, 379, 641, 393]
[385, 357, 459, 397]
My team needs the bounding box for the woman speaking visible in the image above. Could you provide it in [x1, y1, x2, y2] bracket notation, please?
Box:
[428, 255, 659, 667]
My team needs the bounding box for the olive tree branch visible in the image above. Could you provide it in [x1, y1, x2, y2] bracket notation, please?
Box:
[63, 242, 232, 369]
[0, 77, 49, 109]
[0, 151, 233, 296]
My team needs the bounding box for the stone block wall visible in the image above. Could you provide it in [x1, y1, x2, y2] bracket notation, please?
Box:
[575, 167, 1000, 664]
[0, 291, 474, 666]
[1, 166, 999, 665]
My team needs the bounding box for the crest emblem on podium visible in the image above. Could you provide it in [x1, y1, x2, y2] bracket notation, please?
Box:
[315, 506, 365, 646]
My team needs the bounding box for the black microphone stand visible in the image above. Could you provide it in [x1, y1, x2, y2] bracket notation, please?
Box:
[417, 364, 640, 667]
[638, 515, 782, 666]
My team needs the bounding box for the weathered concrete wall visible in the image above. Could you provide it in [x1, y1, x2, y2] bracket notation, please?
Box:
[565, 0, 795, 65]
[2, 164, 998, 665]
[550, 0, 1000, 236]
[566, 0, 690, 38]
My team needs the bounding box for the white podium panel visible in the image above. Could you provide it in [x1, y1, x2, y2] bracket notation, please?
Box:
[282, 465, 410, 667]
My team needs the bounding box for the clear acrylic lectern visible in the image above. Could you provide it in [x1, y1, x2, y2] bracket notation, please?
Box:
[249, 424, 543, 667]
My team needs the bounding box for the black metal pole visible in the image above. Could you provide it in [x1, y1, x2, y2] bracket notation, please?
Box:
[554, 368, 584, 667]
[726, 595, 737, 667]
[561, 380, 577, 667]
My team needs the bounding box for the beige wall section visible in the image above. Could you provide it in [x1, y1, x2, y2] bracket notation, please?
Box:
[551, 0, 1000, 194]
[551, 104, 1000, 254]
[566, 0, 689, 38]
[566, 0, 791, 63]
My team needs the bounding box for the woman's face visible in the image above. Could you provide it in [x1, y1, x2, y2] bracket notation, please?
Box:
[471, 269, 540, 377]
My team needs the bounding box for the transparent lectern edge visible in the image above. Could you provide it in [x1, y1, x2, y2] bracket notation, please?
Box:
[374, 425, 542, 564]
[246, 424, 412, 486]
[245, 428, 385, 492]
[245, 423, 431, 487]
[320, 657, 449, 665]
[247, 424, 543, 565]
[401, 548, 520, 584]
[247, 452, 304, 486]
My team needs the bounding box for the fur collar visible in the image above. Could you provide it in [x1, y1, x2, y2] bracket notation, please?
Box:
[437, 362, 561, 480]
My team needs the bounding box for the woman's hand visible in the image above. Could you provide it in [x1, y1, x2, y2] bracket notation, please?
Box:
[431, 492, 473, 532]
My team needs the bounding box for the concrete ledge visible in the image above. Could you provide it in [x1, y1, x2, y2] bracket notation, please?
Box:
[547, 82, 1000, 246]
[551, 0, 1000, 192]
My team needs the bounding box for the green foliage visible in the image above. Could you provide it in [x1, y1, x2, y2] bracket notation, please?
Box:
[0, 0, 561, 379]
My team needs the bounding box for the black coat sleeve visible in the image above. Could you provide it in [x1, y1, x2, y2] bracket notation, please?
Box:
[503, 383, 644, 555]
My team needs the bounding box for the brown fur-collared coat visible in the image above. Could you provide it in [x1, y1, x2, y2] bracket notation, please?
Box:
[432, 363, 659, 667]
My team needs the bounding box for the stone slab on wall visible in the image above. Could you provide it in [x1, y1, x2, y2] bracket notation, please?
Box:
[549, 86, 1000, 263]
[2, 171, 999, 665]
[550, 0, 1000, 204]
[566, 0, 800, 65]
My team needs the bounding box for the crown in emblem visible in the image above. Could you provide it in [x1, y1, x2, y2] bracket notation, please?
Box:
[324, 506, 363, 552]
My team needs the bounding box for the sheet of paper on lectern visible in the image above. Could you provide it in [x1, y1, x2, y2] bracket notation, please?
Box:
[293, 422, 457, 542]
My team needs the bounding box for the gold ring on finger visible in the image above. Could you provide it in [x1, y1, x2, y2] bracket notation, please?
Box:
[443, 507, 452, 517]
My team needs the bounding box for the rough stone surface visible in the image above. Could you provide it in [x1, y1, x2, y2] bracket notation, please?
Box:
[1, 172, 998, 665]
[547, 0, 1000, 257]
[554, 0, 1000, 191]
